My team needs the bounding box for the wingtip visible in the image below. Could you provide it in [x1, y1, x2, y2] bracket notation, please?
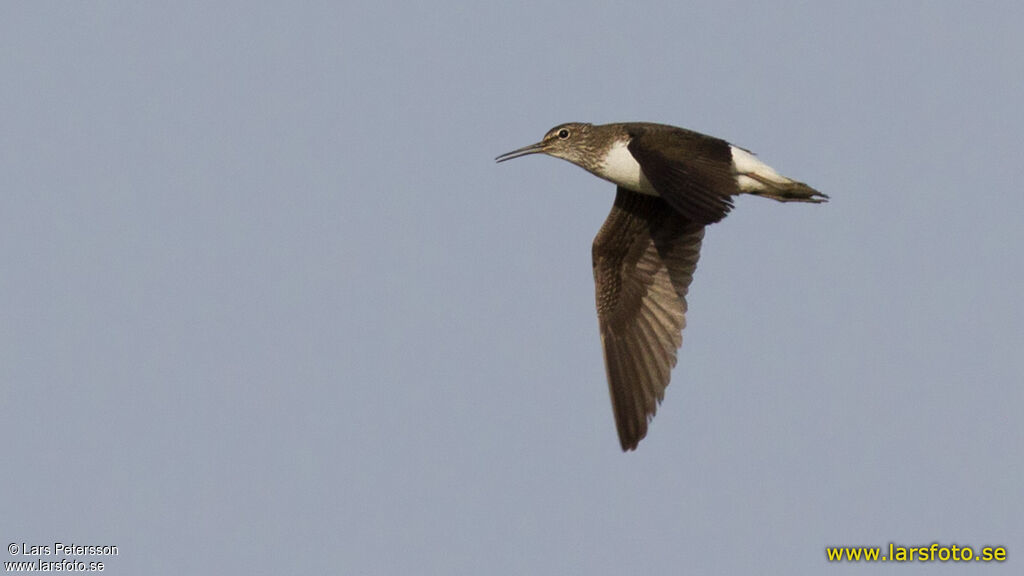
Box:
[617, 428, 646, 452]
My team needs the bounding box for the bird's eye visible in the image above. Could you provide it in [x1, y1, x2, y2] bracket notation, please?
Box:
[558, 129, 570, 139]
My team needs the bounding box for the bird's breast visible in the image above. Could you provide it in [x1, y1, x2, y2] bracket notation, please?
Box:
[594, 140, 658, 196]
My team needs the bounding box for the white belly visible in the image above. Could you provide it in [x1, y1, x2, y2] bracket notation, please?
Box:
[593, 139, 793, 196]
[594, 140, 658, 195]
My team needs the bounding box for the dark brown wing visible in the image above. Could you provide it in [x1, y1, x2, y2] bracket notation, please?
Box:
[626, 125, 737, 225]
[593, 188, 705, 451]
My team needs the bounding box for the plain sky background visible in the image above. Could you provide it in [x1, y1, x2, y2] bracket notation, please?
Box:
[2, 2, 1022, 574]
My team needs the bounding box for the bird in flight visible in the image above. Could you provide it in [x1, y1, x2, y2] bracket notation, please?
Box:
[496, 122, 827, 451]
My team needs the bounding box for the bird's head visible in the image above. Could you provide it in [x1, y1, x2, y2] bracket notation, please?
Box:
[495, 122, 602, 169]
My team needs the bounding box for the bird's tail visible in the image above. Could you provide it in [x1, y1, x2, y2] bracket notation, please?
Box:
[747, 175, 828, 203]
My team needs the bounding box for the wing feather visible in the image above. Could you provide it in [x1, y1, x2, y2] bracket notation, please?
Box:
[593, 188, 705, 450]
[626, 125, 737, 225]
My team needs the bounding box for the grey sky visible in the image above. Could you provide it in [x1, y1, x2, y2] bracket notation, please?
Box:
[3, 2, 1022, 574]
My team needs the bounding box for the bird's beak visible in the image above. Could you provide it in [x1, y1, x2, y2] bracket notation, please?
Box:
[495, 141, 547, 163]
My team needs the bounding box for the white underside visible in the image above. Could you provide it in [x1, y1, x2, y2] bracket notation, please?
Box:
[595, 140, 658, 195]
[593, 138, 793, 195]
[730, 146, 791, 192]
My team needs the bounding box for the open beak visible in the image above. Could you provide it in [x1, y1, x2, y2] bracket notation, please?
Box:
[495, 141, 547, 163]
